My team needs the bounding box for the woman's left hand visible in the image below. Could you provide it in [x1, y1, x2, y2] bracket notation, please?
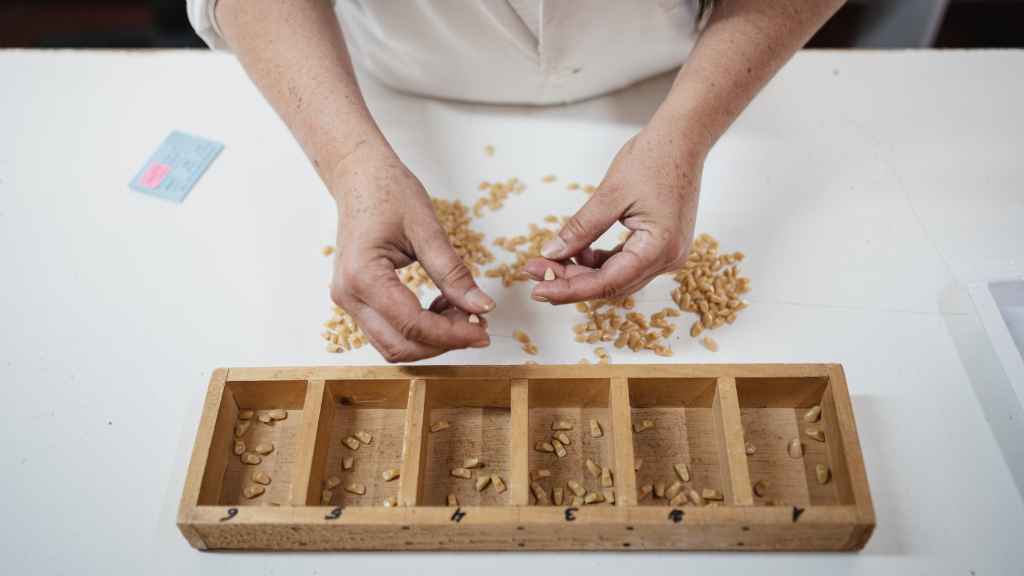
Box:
[525, 123, 706, 303]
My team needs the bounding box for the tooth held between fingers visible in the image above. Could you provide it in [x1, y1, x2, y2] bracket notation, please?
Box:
[543, 268, 556, 281]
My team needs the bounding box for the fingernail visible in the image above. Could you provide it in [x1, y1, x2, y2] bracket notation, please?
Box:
[471, 338, 490, 348]
[466, 288, 496, 312]
[540, 236, 567, 259]
[532, 293, 548, 302]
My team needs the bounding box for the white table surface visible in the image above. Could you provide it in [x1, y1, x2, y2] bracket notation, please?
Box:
[2, 49, 1023, 574]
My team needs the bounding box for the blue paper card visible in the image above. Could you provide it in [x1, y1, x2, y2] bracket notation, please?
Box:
[130, 131, 223, 203]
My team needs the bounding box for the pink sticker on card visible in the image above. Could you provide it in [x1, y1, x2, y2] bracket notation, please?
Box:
[140, 162, 171, 189]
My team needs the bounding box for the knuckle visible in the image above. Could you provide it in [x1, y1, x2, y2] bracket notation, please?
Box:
[375, 339, 410, 363]
[396, 315, 426, 343]
[563, 214, 590, 240]
[339, 261, 365, 294]
[438, 261, 473, 291]
[600, 283, 622, 301]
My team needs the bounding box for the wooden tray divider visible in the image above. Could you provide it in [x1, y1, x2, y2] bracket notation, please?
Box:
[292, 378, 329, 506]
[398, 378, 429, 507]
[609, 377, 638, 506]
[712, 376, 754, 505]
[509, 378, 531, 506]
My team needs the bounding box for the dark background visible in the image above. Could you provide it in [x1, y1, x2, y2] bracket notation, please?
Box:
[0, 0, 1021, 49]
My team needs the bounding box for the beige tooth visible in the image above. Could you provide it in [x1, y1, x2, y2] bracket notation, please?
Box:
[344, 483, 367, 496]
[673, 463, 691, 482]
[816, 464, 831, 485]
[804, 405, 822, 423]
[788, 438, 804, 458]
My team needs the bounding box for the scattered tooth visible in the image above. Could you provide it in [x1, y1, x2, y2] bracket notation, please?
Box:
[267, 409, 287, 421]
[430, 420, 451, 433]
[567, 480, 586, 497]
[805, 428, 825, 442]
[252, 471, 272, 486]
[343, 437, 361, 451]
[674, 463, 691, 482]
[345, 483, 367, 495]
[324, 476, 341, 489]
[571, 495, 584, 507]
[664, 481, 684, 501]
[383, 496, 398, 507]
[535, 441, 555, 453]
[688, 489, 704, 506]
[475, 475, 492, 492]
[234, 421, 251, 438]
[668, 492, 688, 507]
[583, 491, 605, 505]
[447, 494, 459, 507]
[238, 410, 254, 420]
[551, 420, 574, 431]
[552, 486, 564, 505]
[816, 464, 831, 485]
[804, 405, 822, 423]
[585, 459, 601, 478]
[243, 485, 265, 499]
[253, 443, 274, 455]
[603, 489, 616, 505]
[788, 438, 804, 458]
[258, 413, 272, 424]
[633, 419, 654, 433]
[590, 419, 603, 438]
[753, 480, 769, 498]
[463, 457, 484, 469]
[532, 469, 551, 481]
[553, 431, 571, 446]
[639, 484, 654, 500]
[241, 453, 262, 465]
[600, 467, 614, 488]
[450, 467, 472, 479]
[552, 438, 567, 458]
[702, 488, 724, 501]
[321, 489, 333, 505]
[745, 442, 756, 455]
[233, 440, 246, 456]
[354, 431, 373, 445]
[492, 475, 507, 494]
[342, 456, 354, 470]
[654, 481, 667, 499]
[382, 468, 400, 482]
[531, 482, 550, 504]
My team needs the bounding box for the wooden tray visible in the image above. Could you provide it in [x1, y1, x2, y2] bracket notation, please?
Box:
[178, 364, 874, 551]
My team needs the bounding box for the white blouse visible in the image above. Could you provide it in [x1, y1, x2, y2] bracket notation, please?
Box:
[188, 0, 702, 105]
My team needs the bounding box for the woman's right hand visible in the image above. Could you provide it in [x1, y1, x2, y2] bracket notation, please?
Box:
[328, 144, 495, 362]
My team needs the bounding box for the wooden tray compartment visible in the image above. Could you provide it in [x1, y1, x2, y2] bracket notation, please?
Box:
[629, 376, 731, 505]
[421, 378, 512, 506]
[527, 377, 615, 505]
[194, 378, 308, 507]
[179, 365, 874, 552]
[304, 379, 410, 507]
[736, 376, 856, 507]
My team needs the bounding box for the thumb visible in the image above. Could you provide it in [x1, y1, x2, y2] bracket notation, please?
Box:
[415, 224, 496, 314]
[540, 190, 622, 260]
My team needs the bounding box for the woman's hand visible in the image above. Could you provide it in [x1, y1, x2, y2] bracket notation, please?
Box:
[329, 144, 495, 362]
[525, 123, 706, 304]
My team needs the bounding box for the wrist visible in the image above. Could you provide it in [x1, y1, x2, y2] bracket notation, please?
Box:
[325, 135, 396, 202]
[641, 110, 711, 168]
